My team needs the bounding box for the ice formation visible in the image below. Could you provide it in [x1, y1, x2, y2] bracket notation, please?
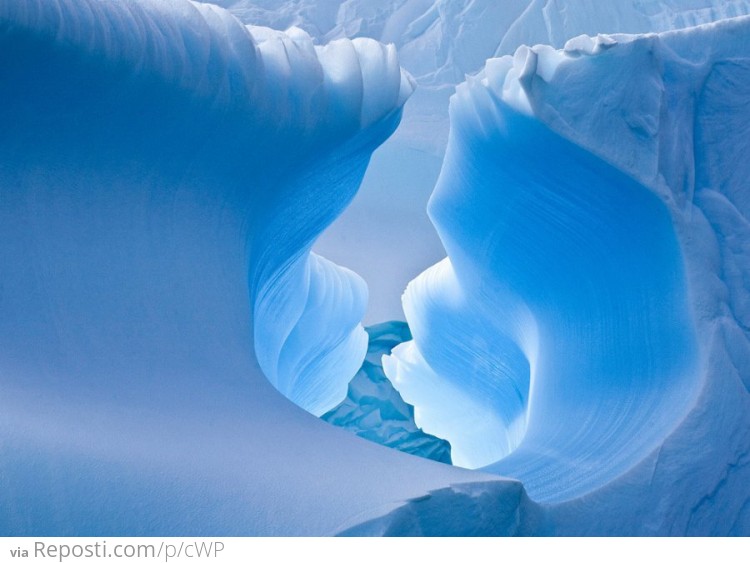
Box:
[385, 15, 750, 532]
[218, 0, 750, 324]
[322, 321, 452, 464]
[0, 0, 507, 536]
[1, 0, 749, 537]
[0, 0, 414, 418]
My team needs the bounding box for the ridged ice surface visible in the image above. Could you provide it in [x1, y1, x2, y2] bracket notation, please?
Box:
[0, 0, 415, 418]
[386, 15, 750, 517]
[322, 321, 452, 464]
[2, 0, 750, 537]
[388, 95, 699, 491]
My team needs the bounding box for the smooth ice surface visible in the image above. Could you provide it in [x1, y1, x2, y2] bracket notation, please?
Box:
[383, 259, 530, 469]
[386, 15, 750, 525]
[322, 321, 452, 464]
[212, 0, 750, 323]
[389, 101, 698, 490]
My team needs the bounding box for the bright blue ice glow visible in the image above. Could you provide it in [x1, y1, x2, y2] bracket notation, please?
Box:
[388, 94, 699, 500]
[1, 0, 749, 537]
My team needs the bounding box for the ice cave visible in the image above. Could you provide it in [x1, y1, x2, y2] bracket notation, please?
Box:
[0, 0, 749, 536]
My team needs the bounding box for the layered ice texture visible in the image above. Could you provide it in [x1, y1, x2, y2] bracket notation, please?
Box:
[385, 15, 750, 530]
[322, 321, 452, 464]
[216, 0, 750, 323]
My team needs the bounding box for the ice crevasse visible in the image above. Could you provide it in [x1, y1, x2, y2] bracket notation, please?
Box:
[384, 16, 750, 533]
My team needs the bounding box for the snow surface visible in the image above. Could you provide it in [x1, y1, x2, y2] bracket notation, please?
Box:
[385, 14, 750, 531]
[212, 0, 750, 323]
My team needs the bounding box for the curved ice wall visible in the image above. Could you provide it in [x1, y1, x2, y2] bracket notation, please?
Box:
[248, 28, 415, 414]
[386, 15, 750, 515]
[0, 0, 412, 417]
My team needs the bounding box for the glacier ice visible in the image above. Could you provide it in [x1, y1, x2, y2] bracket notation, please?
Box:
[384, 14, 750, 532]
[322, 321, 452, 464]
[389, 97, 699, 495]
[0, 0, 413, 421]
[1, 0, 749, 537]
[0, 0, 509, 536]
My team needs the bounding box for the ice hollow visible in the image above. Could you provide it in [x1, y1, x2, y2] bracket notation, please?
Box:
[388, 99, 699, 497]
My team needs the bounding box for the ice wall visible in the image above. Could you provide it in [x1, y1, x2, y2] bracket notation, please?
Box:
[385, 15, 750, 529]
[0, 0, 413, 418]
